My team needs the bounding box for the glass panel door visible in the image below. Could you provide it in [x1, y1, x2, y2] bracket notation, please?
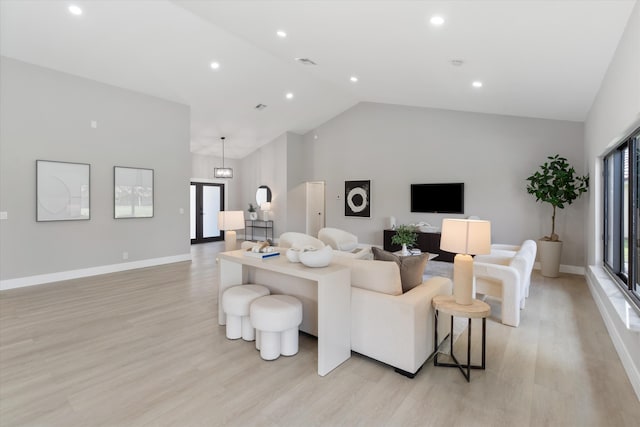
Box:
[190, 182, 224, 244]
[203, 185, 221, 239]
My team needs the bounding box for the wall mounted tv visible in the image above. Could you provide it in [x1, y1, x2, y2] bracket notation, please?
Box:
[411, 183, 464, 214]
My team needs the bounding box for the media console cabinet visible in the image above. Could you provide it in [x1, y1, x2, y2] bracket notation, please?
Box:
[383, 229, 455, 262]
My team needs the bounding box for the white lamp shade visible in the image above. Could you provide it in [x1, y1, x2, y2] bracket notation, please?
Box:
[260, 202, 271, 211]
[218, 211, 245, 230]
[440, 219, 491, 255]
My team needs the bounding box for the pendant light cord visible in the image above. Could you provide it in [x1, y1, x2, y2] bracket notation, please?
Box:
[221, 136, 226, 168]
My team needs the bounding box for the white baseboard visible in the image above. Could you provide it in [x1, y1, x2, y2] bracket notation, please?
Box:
[0, 254, 192, 291]
[585, 266, 640, 401]
[532, 261, 585, 275]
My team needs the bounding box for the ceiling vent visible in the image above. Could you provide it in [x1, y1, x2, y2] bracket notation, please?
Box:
[255, 103, 267, 110]
[295, 57, 317, 66]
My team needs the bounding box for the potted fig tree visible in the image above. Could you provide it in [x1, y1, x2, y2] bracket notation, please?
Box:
[526, 154, 588, 277]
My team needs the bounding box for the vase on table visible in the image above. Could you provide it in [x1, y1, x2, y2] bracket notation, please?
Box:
[401, 244, 410, 256]
[249, 212, 258, 220]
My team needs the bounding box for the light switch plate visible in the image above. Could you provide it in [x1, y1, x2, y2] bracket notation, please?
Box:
[0, 211, 7, 220]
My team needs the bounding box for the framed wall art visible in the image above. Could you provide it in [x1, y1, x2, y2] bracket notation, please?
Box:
[114, 166, 154, 219]
[345, 180, 370, 217]
[36, 160, 90, 221]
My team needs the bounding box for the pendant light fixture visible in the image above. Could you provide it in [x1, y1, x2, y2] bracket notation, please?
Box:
[214, 136, 233, 178]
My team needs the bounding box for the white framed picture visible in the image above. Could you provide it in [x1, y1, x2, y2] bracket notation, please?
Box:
[36, 160, 90, 221]
[114, 166, 154, 219]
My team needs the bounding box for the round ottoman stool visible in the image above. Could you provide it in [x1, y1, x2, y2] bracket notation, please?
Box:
[250, 295, 303, 360]
[222, 284, 270, 341]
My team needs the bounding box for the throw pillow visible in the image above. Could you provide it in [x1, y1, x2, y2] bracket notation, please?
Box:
[371, 247, 430, 292]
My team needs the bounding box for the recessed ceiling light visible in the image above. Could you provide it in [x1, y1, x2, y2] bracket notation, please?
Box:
[472, 81, 483, 88]
[285, 92, 294, 100]
[68, 5, 83, 16]
[350, 76, 359, 83]
[277, 30, 287, 38]
[430, 16, 444, 26]
[210, 61, 220, 70]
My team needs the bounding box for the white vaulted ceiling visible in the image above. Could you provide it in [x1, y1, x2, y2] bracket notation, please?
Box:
[0, 1, 636, 158]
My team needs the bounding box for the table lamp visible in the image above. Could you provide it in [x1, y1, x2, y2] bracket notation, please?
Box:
[218, 211, 245, 252]
[440, 219, 491, 305]
[260, 202, 271, 221]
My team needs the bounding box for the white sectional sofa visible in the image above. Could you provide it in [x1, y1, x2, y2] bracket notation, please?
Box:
[247, 253, 452, 377]
[334, 257, 452, 377]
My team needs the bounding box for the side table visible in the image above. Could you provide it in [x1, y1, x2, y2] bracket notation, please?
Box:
[432, 295, 490, 382]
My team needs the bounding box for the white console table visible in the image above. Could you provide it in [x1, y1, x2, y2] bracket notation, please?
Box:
[217, 250, 351, 376]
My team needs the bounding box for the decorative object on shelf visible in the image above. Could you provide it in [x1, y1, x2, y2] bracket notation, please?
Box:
[114, 166, 154, 219]
[244, 250, 279, 259]
[244, 246, 279, 259]
[298, 245, 333, 268]
[526, 154, 588, 277]
[345, 180, 370, 217]
[413, 221, 439, 233]
[391, 224, 418, 256]
[218, 211, 245, 252]
[214, 136, 233, 178]
[286, 246, 320, 263]
[36, 160, 90, 221]
[260, 202, 271, 221]
[248, 203, 258, 220]
[440, 218, 491, 305]
[285, 248, 302, 263]
[388, 216, 396, 230]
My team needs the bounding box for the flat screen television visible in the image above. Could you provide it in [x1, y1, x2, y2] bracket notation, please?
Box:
[411, 183, 464, 214]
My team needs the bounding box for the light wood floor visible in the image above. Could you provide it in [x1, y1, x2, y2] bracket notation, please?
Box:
[1, 242, 639, 426]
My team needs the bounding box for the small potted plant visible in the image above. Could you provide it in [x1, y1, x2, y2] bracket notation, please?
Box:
[248, 203, 258, 220]
[391, 224, 418, 256]
[526, 154, 588, 277]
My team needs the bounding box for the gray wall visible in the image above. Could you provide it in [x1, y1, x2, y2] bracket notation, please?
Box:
[0, 57, 191, 281]
[584, 1, 640, 397]
[585, 2, 640, 265]
[303, 102, 587, 267]
[238, 133, 288, 238]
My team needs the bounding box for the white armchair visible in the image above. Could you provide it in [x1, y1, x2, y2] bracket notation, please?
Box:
[318, 227, 358, 251]
[473, 240, 536, 327]
[318, 227, 373, 260]
[278, 232, 325, 250]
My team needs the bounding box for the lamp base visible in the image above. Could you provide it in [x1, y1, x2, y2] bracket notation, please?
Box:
[224, 230, 237, 252]
[453, 253, 474, 305]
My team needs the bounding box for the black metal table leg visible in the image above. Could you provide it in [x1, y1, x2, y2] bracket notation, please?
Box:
[433, 310, 487, 382]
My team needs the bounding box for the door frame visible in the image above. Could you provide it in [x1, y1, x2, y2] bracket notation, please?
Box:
[191, 182, 225, 244]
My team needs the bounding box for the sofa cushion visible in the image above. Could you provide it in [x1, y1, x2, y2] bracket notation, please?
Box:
[371, 247, 429, 293]
[334, 257, 403, 296]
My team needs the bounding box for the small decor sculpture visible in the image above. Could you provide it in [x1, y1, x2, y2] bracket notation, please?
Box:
[248, 203, 258, 220]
